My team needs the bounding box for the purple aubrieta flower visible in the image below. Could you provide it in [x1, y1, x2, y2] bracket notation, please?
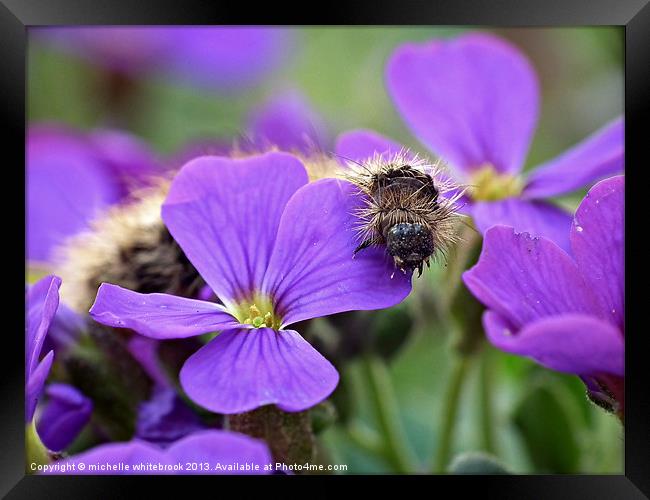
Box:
[27, 124, 159, 264]
[170, 90, 330, 169]
[127, 337, 207, 446]
[34, 27, 290, 92]
[247, 91, 330, 155]
[26, 275, 61, 421]
[164, 28, 290, 92]
[135, 386, 205, 447]
[463, 175, 624, 410]
[47, 430, 272, 475]
[89, 152, 412, 414]
[337, 33, 623, 252]
[36, 383, 93, 452]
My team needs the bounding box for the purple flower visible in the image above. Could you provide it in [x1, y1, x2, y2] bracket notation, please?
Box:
[463, 176, 624, 410]
[338, 33, 624, 252]
[26, 275, 61, 421]
[247, 91, 330, 154]
[27, 124, 158, 264]
[34, 27, 290, 92]
[48, 430, 272, 475]
[34, 27, 170, 74]
[163, 28, 290, 92]
[135, 386, 205, 447]
[35, 383, 92, 452]
[89, 128, 161, 190]
[90, 152, 411, 414]
[126, 336, 170, 387]
[172, 91, 329, 162]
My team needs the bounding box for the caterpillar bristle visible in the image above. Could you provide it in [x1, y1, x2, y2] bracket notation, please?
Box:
[341, 149, 465, 274]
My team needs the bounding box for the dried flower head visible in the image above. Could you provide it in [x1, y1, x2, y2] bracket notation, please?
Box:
[56, 178, 203, 313]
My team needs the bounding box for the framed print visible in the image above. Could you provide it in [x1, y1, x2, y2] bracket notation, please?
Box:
[2, 0, 648, 497]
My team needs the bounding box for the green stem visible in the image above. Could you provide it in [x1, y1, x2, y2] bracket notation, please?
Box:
[346, 422, 384, 456]
[362, 355, 417, 473]
[479, 347, 496, 455]
[433, 354, 472, 473]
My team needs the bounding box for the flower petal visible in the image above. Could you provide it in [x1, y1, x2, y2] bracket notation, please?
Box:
[247, 91, 329, 154]
[36, 383, 93, 452]
[168, 430, 272, 475]
[571, 176, 624, 329]
[27, 126, 120, 263]
[463, 226, 597, 330]
[484, 311, 623, 376]
[180, 328, 339, 414]
[335, 129, 408, 164]
[26, 351, 54, 422]
[471, 198, 573, 253]
[49, 441, 171, 474]
[162, 153, 308, 308]
[26, 275, 61, 377]
[135, 386, 204, 446]
[523, 117, 624, 199]
[386, 34, 539, 175]
[89, 284, 238, 339]
[127, 337, 169, 386]
[90, 128, 159, 190]
[262, 179, 412, 326]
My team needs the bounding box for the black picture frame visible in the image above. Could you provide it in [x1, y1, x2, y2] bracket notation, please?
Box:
[2, 1, 648, 497]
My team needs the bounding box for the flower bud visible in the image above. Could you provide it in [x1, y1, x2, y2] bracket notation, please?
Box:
[36, 384, 92, 452]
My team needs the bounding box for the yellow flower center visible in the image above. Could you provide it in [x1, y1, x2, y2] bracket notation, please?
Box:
[233, 294, 282, 330]
[468, 164, 523, 201]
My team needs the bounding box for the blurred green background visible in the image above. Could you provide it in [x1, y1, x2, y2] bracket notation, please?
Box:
[28, 26, 624, 474]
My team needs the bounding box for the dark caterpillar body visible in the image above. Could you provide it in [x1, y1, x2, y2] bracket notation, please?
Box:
[346, 152, 462, 277]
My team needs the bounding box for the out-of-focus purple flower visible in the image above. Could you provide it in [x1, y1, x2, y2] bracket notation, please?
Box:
[90, 152, 412, 414]
[126, 336, 169, 387]
[89, 128, 160, 190]
[26, 275, 61, 421]
[163, 28, 290, 92]
[463, 176, 624, 411]
[135, 386, 205, 447]
[169, 90, 330, 168]
[247, 91, 330, 154]
[34, 27, 170, 74]
[197, 284, 217, 303]
[34, 27, 291, 92]
[48, 430, 272, 475]
[128, 335, 206, 446]
[35, 383, 92, 451]
[338, 33, 624, 252]
[27, 124, 159, 264]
